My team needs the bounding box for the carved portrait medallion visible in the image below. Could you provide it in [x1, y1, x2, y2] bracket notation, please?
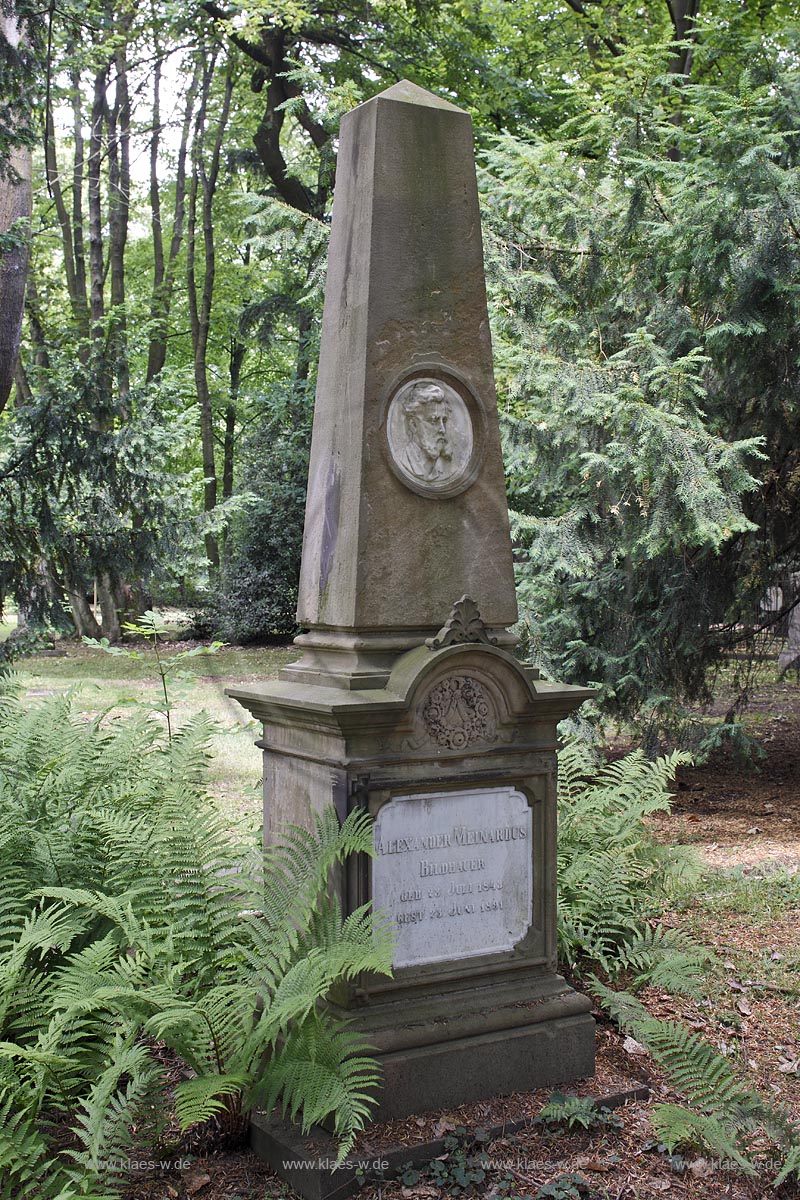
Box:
[385, 375, 478, 498]
[423, 675, 497, 750]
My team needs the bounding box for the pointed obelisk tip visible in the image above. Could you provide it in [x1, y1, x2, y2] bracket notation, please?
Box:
[370, 78, 467, 114]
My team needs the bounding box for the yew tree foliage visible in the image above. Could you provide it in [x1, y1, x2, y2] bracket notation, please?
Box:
[205, 388, 311, 641]
[481, 19, 800, 736]
[0, 361, 191, 630]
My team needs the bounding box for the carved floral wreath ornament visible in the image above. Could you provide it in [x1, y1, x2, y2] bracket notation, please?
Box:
[422, 675, 497, 750]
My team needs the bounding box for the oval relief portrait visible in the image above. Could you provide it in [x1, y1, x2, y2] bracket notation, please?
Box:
[385, 376, 477, 498]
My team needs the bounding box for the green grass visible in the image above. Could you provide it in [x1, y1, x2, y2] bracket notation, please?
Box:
[672, 867, 800, 991]
[0, 611, 17, 641]
[13, 640, 297, 821]
[16, 642, 296, 682]
[673, 866, 800, 919]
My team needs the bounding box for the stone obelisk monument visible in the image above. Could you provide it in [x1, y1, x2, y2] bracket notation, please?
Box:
[229, 78, 595, 1142]
[286, 80, 518, 689]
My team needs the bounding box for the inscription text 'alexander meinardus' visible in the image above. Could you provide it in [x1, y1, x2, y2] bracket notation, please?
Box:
[376, 822, 527, 856]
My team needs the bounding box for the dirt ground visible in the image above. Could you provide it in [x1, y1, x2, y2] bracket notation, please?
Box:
[115, 673, 799, 1200]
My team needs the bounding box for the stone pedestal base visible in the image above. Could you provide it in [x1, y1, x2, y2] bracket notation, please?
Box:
[368, 1006, 596, 1122]
[338, 969, 594, 1121]
[249, 996, 596, 1200]
[229, 640, 596, 1191]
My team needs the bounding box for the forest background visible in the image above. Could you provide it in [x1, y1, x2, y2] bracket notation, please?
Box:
[2, 0, 799, 749]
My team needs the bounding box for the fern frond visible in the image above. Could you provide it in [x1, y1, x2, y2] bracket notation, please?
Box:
[618, 925, 711, 996]
[66, 1034, 162, 1186]
[172, 1072, 248, 1130]
[0, 1083, 117, 1200]
[588, 978, 652, 1034]
[644, 1020, 796, 1144]
[650, 1104, 757, 1174]
[557, 739, 699, 983]
[538, 1093, 602, 1129]
[591, 980, 800, 1172]
[0, 1088, 51, 1200]
[258, 1020, 382, 1162]
[773, 1144, 800, 1187]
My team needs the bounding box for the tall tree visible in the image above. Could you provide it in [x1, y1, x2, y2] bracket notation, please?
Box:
[146, 30, 200, 384]
[203, 0, 553, 219]
[0, 3, 36, 415]
[480, 8, 800, 745]
[2, 2, 220, 637]
[186, 41, 235, 572]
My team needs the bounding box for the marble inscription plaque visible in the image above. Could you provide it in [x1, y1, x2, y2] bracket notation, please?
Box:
[373, 786, 532, 969]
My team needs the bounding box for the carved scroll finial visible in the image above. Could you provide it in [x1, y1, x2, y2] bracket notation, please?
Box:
[426, 595, 498, 650]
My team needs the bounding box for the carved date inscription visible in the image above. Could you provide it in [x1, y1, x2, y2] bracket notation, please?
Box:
[372, 786, 532, 969]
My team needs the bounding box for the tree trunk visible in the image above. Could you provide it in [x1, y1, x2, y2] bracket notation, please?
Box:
[88, 67, 108, 358]
[187, 51, 233, 573]
[223, 235, 250, 509]
[107, 38, 131, 413]
[0, 139, 31, 415]
[44, 106, 81, 313]
[14, 359, 32, 406]
[148, 52, 165, 378]
[70, 68, 90, 336]
[43, 55, 91, 344]
[223, 335, 245, 501]
[666, 0, 701, 77]
[665, 0, 701, 160]
[250, 29, 330, 218]
[0, 12, 32, 415]
[201, 4, 336, 219]
[146, 53, 200, 383]
[66, 588, 102, 639]
[97, 572, 121, 642]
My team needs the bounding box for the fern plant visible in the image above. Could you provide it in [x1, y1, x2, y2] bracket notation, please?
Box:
[83, 609, 225, 743]
[556, 738, 800, 1186]
[0, 673, 394, 1194]
[591, 980, 800, 1184]
[537, 1092, 621, 1132]
[556, 739, 707, 992]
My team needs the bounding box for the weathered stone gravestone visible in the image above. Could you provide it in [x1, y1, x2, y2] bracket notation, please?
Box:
[229, 78, 595, 1185]
[779, 605, 800, 674]
[777, 576, 800, 674]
